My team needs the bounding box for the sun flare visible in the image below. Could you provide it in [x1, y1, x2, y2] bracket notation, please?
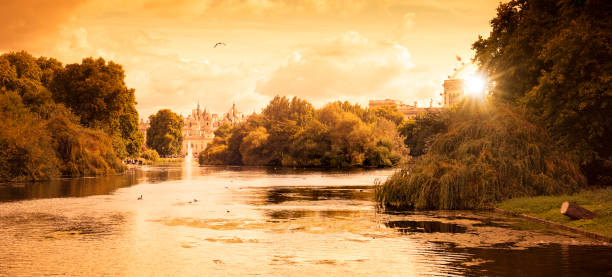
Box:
[464, 75, 487, 97]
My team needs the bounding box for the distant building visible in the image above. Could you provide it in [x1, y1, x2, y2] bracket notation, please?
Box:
[182, 102, 216, 156]
[369, 99, 438, 119]
[138, 119, 149, 142]
[369, 99, 404, 108]
[139, 102, 245, 157]
[443, 79, 464, 107]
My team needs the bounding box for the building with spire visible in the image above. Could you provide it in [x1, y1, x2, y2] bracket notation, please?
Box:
[181, 101, 245, 156]
[139, 102, 246, 157]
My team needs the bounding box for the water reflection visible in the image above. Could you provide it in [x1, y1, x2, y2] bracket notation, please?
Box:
[0, 166, 610, 276]
[257, 186, 372, 205]
[385, 220, 468, 234]
[265, 209, 362, 220]
[456, 245, 612, 276]
[0, 166, 197, 202]
[0, 174, 136, 202]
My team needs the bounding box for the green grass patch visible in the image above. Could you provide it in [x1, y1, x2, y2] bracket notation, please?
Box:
[498, 187, 612, 237]
[156, 157, 185, 163]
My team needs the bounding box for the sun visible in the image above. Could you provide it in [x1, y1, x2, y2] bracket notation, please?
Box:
[464, 75, 487, 97]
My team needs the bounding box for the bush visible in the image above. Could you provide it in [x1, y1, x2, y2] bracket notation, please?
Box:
[0, 91, 60, 181]
[0, 91, 124, 181]
[141, 149, 160, 162]
[46, 111, 124, 176]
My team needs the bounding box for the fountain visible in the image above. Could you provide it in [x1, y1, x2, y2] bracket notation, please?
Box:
[183, 143, 193, 179]
[186, 143, 193, 163]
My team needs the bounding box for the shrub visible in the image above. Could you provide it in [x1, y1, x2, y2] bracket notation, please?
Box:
[141, 149, 160, 162]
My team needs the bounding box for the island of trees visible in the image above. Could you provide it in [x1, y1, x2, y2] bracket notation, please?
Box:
[376, 0, 611, 210]
[199, 96, 408, 168]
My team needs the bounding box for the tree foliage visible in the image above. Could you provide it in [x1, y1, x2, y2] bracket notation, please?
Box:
[141, 149, 160, 162]
[399, 110, 449, 157]
[146, 109, 183, 157]
[51, 57, 143, 158]
[0, 51, 139, 181]
[371, 105, 405, 126]
[472, 0, 612, 185]
[199, 96, 407, 168]
[0, 91, 60, 181]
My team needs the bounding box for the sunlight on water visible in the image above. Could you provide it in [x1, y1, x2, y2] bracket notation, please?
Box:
[0, 166, 610, 276]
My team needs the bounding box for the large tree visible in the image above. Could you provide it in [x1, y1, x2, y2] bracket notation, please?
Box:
[146, 109, 183, 157]
[51, 57, 143, 158]
[472, 0, 612, 185]
[0, 52, 125, 180]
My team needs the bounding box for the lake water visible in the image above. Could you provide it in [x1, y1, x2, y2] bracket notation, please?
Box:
[1, 163, 611, 276]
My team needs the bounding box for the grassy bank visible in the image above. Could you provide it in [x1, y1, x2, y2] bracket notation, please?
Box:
[140, 157, 185, 165]
[498, 188, 612, 238]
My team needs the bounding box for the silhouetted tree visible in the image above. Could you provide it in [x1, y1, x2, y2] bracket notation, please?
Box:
[472, 0, 612, 185]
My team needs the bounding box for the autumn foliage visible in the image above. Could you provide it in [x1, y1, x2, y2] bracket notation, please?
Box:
[199, 96, 407, 168]
[0, 51, 141, 181]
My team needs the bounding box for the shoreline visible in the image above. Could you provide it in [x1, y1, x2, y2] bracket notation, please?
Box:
[493, 207, 612, 243]
[496, 188, 612, 243]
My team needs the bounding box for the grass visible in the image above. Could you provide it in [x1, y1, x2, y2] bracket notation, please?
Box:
[498, 187, 612, 237]
[156, 157, 185, 163]
[132, 157, 186, 165]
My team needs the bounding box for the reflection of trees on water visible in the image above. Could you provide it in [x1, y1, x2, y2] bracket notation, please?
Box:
[0, 167, 187, 202]
[262, 186, 372, 205]
[265, 209, 361, 220]
[385, 220, 467, 233]
[454, 245, 612, 276]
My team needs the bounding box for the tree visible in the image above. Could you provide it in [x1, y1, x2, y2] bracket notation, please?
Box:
[240, 126, 270, 165]
[51, 57, 142, 158]
[146, 109, 183, 157]
[399, 110, 449, 157]
[0, 91, 59, 181]
[472, 0, 612, 185]
[0, 52, 54, 109]
[371, 105, 405, 125]
[198, 96, 406, 168]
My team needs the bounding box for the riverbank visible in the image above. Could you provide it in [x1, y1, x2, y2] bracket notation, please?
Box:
[497, 188, 612, 238]
[140, 157, 186, 165]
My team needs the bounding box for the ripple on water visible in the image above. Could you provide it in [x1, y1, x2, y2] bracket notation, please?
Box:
[1, 167, 611, 276]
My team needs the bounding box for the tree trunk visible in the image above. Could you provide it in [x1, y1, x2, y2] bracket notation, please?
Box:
[560, 201, 596, 220]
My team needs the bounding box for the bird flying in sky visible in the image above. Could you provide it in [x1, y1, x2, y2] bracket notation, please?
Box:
[213, 42, 226, 48]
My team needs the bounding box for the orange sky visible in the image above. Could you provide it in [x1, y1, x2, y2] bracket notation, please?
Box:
[0, 0, 500, 118]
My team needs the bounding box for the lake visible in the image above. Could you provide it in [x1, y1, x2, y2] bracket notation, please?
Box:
[1, 163, 611, 276]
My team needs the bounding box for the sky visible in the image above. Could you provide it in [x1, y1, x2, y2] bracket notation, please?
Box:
[0, 0, 500, 118]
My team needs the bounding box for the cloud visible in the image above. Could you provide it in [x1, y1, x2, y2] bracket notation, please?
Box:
[0, 0, 495, 116]
[0, 0, 87, 51]
[255, 31, 440, 106]
[133, 0, 381, 18]
[129, 55, 266, 118]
